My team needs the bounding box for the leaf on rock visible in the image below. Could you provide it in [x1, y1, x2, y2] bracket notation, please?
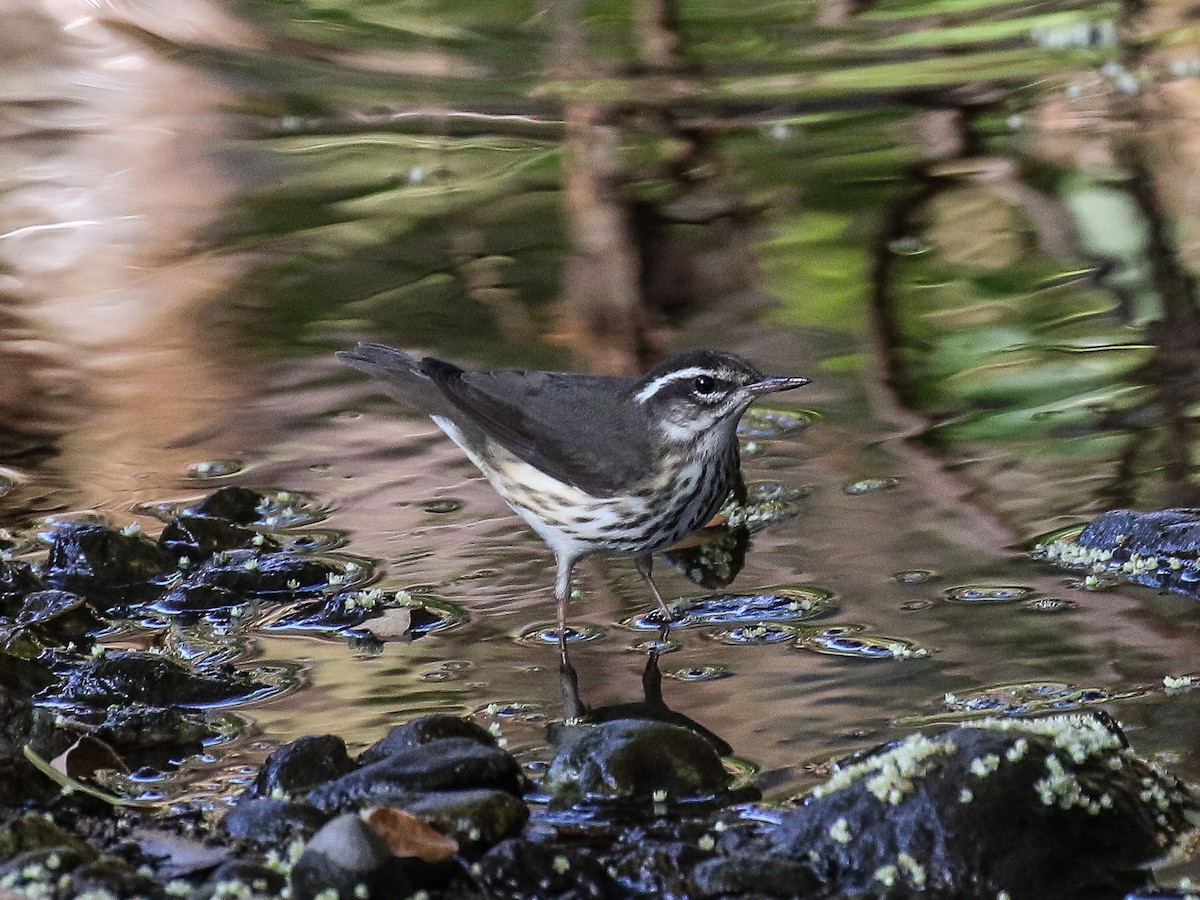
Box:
[363, 806, 458, 862]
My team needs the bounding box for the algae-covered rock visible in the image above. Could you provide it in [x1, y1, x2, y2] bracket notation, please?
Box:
[715, 714, 1196, 899]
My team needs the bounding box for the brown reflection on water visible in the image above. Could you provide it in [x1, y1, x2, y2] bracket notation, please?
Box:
[0, 0, 266, 515]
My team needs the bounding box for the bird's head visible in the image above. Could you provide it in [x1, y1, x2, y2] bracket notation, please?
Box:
[631, 350, 809, 450]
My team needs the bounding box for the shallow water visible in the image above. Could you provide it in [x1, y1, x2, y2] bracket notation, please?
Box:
[2, 0, 1199, 882]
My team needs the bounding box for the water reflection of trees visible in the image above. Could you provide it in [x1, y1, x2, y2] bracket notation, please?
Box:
[869, 11, 1200, 534]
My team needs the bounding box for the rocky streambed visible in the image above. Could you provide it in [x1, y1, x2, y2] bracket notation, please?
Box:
[0, 490, 1197, 898]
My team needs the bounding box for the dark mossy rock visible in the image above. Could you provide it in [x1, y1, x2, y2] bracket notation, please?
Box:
[405, 788, 529, 853]
[289, 812, 399, 900]
[159, 514, 277, 562]
[246, 735, 357, 800]
[176, 549, 338, 599]
[477, 838, 621, 900]
[727, 715, 1196, 899]
[221, 798, 331, 845]
[0, 559, 44, 614]
[95, 704, 215, 754]
[358, 715, 497, 766]
[44, 523, 175, 600]
[56, 650, 265, 709]
[16, 589, 103, 639]
[0, 813, 97, 864]
[189, 486, 267, 524]
[305, 738, 523, 814]
[544, 718, 733, 807]
[63, 854, 160, 898]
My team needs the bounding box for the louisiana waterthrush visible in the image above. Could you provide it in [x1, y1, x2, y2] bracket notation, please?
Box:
[338, 343, 809, 644]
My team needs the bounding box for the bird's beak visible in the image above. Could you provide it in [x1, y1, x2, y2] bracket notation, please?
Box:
[746, 375, 810, 396]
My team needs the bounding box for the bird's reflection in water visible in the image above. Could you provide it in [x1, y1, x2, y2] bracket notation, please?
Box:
[557, 641, 731, 758]
[556, 507, 749, 748]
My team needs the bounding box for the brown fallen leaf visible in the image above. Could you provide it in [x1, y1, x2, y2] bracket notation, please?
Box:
[361, 607, 412, 639]
[363, 806, 458, 863]
[51, 735, 128, 781]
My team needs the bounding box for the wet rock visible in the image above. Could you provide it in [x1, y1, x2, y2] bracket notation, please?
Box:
[544, 719, 732, 807]
[0, 655, 60, 766]
[404, 788, 529, 852]
[16, 589, 102, 639]
[189, 485, 267, 524]
[202, 859, 286, 897]
[0, 813, 96, 863]
[275, 589, 385, 630]
[154, 581, 243, 614]
[247, 735, 357, 800]
[358, 714, 497, 765]
[221, 798, 330, 845]
[1045, 508, 1200, 598]
[0, 846, 91, 889]
[64, 854, 159, 898]
[724, 715, 1195, 899]
[689, 852, 821, 898]
[0, 651, 55, 698]
[477, 838, 620, 899]
[159, 514, 277, 562]
[176, 549, 339, 599]
[56, 650, 265, 709]
[44, 523, 174, 600]
[289, 812, 397, 900]
[0, 559, 44, 614]
[305, 738, 523, 814]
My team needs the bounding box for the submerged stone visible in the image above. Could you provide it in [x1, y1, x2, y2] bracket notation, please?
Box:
[56, 650, 265, 709]
[44, 523, 174, 599]
[544, 718, 733, 807]
[0, 560, 44, 614]
[15, 589, 102, 640]
[175, 549, 339, 599]
[189, 486, 268, 524]
[95, 704, 215, 754]
[159, 514, 277, 561]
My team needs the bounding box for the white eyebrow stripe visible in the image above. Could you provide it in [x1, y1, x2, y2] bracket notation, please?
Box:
[633, 367, 718, 404]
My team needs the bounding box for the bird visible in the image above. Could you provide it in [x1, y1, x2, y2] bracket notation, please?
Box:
[337, 343, 809, 649]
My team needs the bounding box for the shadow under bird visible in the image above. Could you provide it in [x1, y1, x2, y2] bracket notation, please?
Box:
[338, 343, 809, 651]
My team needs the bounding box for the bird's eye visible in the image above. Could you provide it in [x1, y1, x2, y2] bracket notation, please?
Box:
[692, 375, 717, 395]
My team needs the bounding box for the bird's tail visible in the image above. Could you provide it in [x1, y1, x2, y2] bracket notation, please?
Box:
[337, 342, 444, 411]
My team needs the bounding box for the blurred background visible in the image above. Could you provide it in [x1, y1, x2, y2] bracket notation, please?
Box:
[0, 0, 1198, 876]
